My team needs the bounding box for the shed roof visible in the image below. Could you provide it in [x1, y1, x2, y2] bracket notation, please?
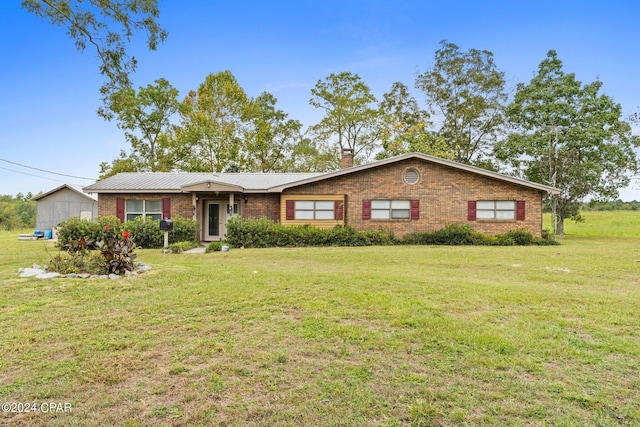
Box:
[34, 184, 98, 202]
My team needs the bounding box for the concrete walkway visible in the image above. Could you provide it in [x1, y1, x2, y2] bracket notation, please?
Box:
[183, 246, 206, 254]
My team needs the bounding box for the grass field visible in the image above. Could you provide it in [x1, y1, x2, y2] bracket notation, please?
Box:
[545, 210, 640, 237]
[1, 213, 639, 426]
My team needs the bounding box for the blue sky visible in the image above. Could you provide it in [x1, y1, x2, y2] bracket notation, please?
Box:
[1, 0, 639, 199]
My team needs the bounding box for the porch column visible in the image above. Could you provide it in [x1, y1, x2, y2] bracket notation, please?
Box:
[191, 193, 197, 220]
[228, 193, 234, 214]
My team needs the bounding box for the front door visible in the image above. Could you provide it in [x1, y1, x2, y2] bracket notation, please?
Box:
[206, 202, 220, 240]
[205, 200, 240, 241]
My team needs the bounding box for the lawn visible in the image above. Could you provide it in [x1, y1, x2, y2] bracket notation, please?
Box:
[1, 217, 639, 426]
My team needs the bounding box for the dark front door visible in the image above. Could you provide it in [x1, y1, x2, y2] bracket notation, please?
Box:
[207, 202, 220, 238]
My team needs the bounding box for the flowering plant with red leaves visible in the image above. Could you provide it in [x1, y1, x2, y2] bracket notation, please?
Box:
[95, 227, 137, 275]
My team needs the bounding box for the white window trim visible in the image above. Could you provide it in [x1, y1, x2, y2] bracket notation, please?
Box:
[125, 199, 162, 221]
[294, 200, 335, 220]
[371, 199, 411, 220]
[476, 200, 516, 220]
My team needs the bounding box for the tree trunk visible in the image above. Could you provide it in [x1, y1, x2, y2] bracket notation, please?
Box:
[556, 217, 565, 237]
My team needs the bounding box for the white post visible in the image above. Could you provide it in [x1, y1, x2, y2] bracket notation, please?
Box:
[164, 230, 169, 248]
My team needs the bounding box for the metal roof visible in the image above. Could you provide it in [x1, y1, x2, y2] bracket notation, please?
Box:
[34, 184, 98, 201]
[83, 153, 559, 195]
[83, 172, 322, 193]
[269, 153, 560, 195]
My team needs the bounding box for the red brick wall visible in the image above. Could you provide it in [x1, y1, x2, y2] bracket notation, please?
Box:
[241, 194, 280, 221]
[96, 159, 547, 239]
[98, 193, 193, 220]
[282, 159, 545, 237]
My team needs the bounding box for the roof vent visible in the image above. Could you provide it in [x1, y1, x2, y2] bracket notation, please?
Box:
[403, 168, 420, 185]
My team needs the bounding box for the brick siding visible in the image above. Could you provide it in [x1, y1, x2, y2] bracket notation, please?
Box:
[240, 194, 280, 221]
[98, 193, 193, 220]
[282, 158, 545, 237]
[96, 158, 547, 240]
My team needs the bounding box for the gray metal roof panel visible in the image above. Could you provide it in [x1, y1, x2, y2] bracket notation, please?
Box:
[83, 172, 322, 192]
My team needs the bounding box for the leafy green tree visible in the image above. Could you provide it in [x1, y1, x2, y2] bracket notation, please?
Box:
[98, 78, 180, 176]
[99, 149, 143, 179]
[415, 41, 507, 165]
[309, 71, 382, 167]
[242, 92, 304, 172]
[0, 194, 36, 230]
[377, 82, 449, 159]
[174, 71, 249, 172]
[22, 0, 167, 95]
[495, 50, 639, 235]
[288, 138, 335, 172]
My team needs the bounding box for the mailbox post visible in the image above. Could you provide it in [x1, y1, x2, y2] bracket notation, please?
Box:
[159, 219, 173, 249]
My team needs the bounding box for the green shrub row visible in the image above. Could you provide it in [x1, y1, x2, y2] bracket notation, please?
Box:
[225, 217, 558, 248]
[56, 215, 198, 249]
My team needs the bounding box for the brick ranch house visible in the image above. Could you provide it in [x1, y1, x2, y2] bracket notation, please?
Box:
[83, 152, 559, 241]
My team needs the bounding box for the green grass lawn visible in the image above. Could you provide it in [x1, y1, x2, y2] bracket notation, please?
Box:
[545, 209, 640, 237]
[1, 218, 639, 426]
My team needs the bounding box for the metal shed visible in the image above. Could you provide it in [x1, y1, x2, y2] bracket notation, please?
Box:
[34, 184, 98, 237]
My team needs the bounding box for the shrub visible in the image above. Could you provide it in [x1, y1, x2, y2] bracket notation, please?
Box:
[49, 226, 136, 275]
[95, 228, 137, 275]
[167, 241, 200, 254]
[48, 252, 108, 275]
[205, 242, 222, 253]
[222, 217, 560, 248]
[168, 216, 198, 243]
[424, 224, 478, 245]
[226, 216, 277, 248]
[56, 215, 199, 250]
[56, 216, 123, 248]
[503, 229, 534, 246]
[56, 217, 101, 247]
[125, 216, 163, 248]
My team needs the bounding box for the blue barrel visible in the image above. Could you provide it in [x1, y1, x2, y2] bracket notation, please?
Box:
[44, 229, 53, 239]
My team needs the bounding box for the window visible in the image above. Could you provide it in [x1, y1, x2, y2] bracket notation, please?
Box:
[295, 200, 335, 220]
[362, 199, 419, 220]
[476, 200, 515, 220]
[126, 199, 162, 221]
[371, 200, 410, 219]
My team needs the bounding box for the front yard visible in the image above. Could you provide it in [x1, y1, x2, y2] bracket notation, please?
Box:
[1, 222, 639, 425]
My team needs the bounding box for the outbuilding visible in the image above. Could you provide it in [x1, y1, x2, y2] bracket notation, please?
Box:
[34, 184, 98, 238]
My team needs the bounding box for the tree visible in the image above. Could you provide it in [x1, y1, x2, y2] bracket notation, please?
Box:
[98, 149, 143, 179]
[242, 92, 304, 172]
[22, 0, 167, 95]
[98, 78, 180, 176]
[309, 71, 382, 167]
[495, 50, 639, 235]
[376, 82, 449, 159]
[174, 71, 249, 172]
[0, 194, 36, 230]
[415, 41, 508, 165]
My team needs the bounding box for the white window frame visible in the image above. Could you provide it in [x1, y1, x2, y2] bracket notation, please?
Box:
[126, 199, 162, 221]
[294, 200, 335, 220]
[476, 200, 515, 220]
[371, 200, 411, 220]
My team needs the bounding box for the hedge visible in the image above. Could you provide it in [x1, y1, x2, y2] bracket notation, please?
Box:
[56, 215, 198, 249]
[225, 217, 558, 248]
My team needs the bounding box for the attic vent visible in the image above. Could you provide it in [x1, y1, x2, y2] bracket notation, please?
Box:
[403, 168, 420, 185]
